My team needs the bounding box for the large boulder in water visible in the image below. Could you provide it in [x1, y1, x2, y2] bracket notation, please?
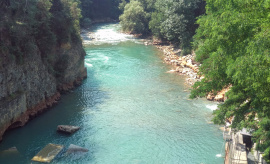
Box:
[66, 144, 88, 153]
[57, 125, 80, 134]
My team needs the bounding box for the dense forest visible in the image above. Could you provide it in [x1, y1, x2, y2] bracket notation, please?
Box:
[80, 0, 121, 26]
[119, 0, 205, 55]
[190, 0, 270, 162]
[119, 0, 270, 162]
[0, 0, 82, 68]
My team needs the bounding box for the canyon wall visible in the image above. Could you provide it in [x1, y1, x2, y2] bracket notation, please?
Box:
[0, 42, 87, 141]
[0, 0, 87, 141]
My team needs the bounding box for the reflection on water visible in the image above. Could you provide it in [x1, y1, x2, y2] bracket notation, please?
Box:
[0, 23, 224, 164]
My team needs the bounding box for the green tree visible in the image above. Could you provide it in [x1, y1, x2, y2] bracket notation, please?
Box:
[119, 0, 149, 34]
[0, 0, 42, 63]
[79, 0, 121, 22]
[50, 0, 82, 45]
[119, 0, 128, 11]
[149, 0, 167, 39]
[0, 0, 83, 66]
[149, 11, 165, 38]
[120, 0, 204, 51]
[190, 0, 270, 161]
[80, 0, 92, 18]
[149, 0, 205, 54]
[137, 0, 156, 13]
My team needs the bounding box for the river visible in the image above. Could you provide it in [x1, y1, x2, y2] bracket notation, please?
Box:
[0, 23, 224, 164]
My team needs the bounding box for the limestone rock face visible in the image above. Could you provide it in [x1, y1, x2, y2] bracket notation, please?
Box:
[57, 125, 80, 134]
[0, 42, 87, 141]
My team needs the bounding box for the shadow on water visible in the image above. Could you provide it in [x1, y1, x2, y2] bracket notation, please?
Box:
[0, 67, 109, 164]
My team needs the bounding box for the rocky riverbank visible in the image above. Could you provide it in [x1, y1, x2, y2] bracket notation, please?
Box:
[157, 45, 201, 86]
[144, 39, 228, 102]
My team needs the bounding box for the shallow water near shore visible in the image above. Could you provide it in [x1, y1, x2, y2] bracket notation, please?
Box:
[0, 23, 223, 164]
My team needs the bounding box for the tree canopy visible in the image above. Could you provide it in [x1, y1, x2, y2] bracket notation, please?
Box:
[0, 0, 82, 66]
[80, 0, 121, 25]
[119, 0, 205, 54]
[119, 0, 149, 34]
[190, 0, 270, 161]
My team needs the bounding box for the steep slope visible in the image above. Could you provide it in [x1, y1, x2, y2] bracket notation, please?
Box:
[0, 0, 86, 141]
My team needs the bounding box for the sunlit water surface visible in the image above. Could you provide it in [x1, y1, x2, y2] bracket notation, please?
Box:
[0, 23, 224, 164]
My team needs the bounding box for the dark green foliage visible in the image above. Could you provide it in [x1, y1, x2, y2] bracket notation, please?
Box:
[0, 0, 82, 68]
[119, 0, 149, 34]
[164, 0, 205, 54]
[119, 0, 128, 11]
[0, 0, 38, 64]
[119, 0, 158, 34]
[120, 0, 205, 54]
[137, 0, 156, 13]
[151, 0, 205, 55]
[190, 0, 270, 161]
[80, 0, 92, 19]
[35, 0, 56, 58]
[148, 0, 167, 39]
[80, 0, 122, 22]
[50, 0, 74, 45]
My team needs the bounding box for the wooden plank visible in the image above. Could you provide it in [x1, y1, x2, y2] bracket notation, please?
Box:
[31, 143, 63, 163]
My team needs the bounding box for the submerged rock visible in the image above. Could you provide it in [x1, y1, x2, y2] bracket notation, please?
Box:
[57, 125, 80, 134]
[0, 146, 22, 162]
[66, 144, 88, 153]
[1, 147, 19, 154]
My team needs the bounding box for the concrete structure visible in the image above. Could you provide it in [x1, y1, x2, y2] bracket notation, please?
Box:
[225, 132, 248, 164]
[32, 143, 63, 163]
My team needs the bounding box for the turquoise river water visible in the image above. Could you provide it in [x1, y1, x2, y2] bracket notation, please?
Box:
[0, 23, 224, 164]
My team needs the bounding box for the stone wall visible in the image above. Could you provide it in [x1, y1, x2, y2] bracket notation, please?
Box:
[225, 132, 248, 164]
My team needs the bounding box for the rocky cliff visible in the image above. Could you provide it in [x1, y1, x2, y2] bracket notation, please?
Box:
[0, 0, 87, 141]
[0, 42, 87, 141]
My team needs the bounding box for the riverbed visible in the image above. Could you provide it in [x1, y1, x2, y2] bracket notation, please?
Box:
[0, 23, 223, 164]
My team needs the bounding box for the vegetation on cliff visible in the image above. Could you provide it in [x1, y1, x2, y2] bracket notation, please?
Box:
[190, 0, 270, 161]
[0, 0, 87, 141]
[0, 0, 90, 97]
[0, 0, 82, 69]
